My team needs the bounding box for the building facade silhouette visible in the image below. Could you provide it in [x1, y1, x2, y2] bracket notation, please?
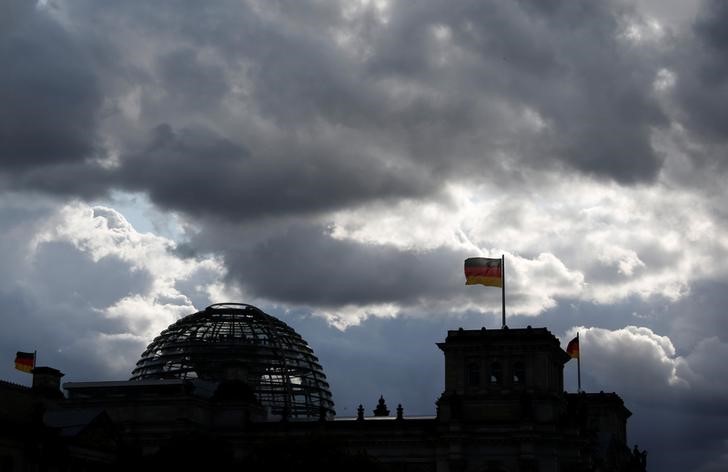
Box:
[0, 304, 647, 471]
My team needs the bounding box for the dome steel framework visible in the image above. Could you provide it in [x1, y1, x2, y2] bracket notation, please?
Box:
[130, 303, 335, 419]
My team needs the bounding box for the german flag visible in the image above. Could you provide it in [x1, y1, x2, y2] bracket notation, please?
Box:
[566, 336, 579, 359]
[464, 257, 502, 287]
[14, 351, 35, 373]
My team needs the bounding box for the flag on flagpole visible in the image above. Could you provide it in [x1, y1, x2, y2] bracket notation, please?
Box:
[14, 351, 35, 373]
[464, 257, 503, 287]
[566, 336, 580, 359]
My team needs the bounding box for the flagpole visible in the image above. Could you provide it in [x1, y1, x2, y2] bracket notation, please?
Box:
[576, 333, 581, 392]
[501, 254, 506, 328]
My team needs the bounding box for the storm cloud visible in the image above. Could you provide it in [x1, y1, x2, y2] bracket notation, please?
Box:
[0, 2, 103, 170]
[0, 0, 689, 202]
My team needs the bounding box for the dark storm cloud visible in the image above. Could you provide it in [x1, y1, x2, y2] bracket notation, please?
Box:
[363, 0, 667, 182]
[155, 48, 229, 109]
[673, 0, 728, 147]
[118, 124, 435, 220]
[212, 222, 464, 306]
[2, 161, 114, 199]
[0, 0, 677, 207]
[0, 1, 102, 171]
[80, 0, 671, 229]
[665, 280, 728, 349]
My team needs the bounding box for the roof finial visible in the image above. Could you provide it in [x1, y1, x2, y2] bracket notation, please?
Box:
[373, 395, 390, 416]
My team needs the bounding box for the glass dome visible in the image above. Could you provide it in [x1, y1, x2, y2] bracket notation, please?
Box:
[130, 303, 335, 420]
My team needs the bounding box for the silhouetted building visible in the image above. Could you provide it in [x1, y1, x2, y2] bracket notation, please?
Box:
[0, 304, 647, 471]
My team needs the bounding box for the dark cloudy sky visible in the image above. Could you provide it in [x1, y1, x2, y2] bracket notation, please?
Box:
[2, 0, 728, 469]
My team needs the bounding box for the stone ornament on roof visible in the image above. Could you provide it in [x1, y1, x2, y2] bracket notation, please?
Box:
[373, 395, 390, 416]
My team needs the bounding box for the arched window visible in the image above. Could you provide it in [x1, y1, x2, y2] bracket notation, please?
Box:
[489, 362, 502, 384]
[467, 362, 481, 387]
[513, 362, 525, 385]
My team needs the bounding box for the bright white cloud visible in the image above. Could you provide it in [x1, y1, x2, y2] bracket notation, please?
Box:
[562, 324, 687, 414]
[330, 177, 728, 318]
[562, 325, 728, 405]
[38, 202, 226, 333]
[316, 302, 400, 330]
[9, 200, 231, 376]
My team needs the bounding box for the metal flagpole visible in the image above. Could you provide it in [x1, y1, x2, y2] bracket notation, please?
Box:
[577, 333, 581, 392]
[501, 254, 506, 328]
[34, 350, 37, 370]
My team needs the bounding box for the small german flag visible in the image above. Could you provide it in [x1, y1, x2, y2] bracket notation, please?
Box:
[14, 351, 35, 373]
[566, 336, 579, 359]
[464, 257, 503, 287]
